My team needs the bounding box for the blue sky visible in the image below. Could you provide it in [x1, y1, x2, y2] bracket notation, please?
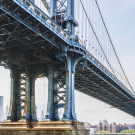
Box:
[0, 0, 135, 125]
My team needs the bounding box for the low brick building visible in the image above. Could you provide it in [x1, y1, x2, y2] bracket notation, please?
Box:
[96, 120, 129, 133]
[128, 124, 135, 130]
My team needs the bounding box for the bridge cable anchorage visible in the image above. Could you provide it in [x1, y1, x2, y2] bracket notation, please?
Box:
[94, 0, 135, 94]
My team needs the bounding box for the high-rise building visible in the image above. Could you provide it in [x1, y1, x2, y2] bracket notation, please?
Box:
[0, 96, 3, 110]
[0, 96, 4, 122]
[5, 105, 8, 116]
[41, 110, 44, 120]
[96, 120, 129, 133]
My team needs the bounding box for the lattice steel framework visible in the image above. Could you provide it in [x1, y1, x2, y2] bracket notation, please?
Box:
[1, 0, 135, 123]
[50, 0, 78, 34]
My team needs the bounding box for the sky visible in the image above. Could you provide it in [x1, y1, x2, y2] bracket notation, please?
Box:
[0, 0, 135, 125]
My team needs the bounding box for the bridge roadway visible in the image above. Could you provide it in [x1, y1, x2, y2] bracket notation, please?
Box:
[1, 0, 135, 117]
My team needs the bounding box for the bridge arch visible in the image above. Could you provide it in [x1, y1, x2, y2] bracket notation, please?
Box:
[31, 71, 48, 121]
[73, 56, 86, 72]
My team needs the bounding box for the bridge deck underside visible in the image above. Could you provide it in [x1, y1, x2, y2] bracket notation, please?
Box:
[75, 61, 135, 116]
[0, 0, 70, 65]
[1, 0, 135, 118]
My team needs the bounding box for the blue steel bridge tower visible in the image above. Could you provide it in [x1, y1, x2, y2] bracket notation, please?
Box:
[2, 0, 85, 122]
[1, 0, 135, 128]
[50, 0, 78, 35]
[44, 0, 80, 121]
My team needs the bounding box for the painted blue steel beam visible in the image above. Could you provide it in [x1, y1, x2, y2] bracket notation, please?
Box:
[1, 0, 135, 119]
[0, 0, 85, 50]
[0, 0, 133, 99]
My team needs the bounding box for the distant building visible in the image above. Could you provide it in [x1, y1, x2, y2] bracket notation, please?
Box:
[84, 122, 90, 130]
[58, 110, 63, 120]
[0, 96, 4, 122]
[90, 125, 97, 134]
[3, 105, 9, 121]
[96, 120, 129, 133]
[84, 122, 96, 134]
[41, 110, 44, 120]
[128, 124, 135, 130]
[5, 105, 8, 116]
[84, 122, 90, 134]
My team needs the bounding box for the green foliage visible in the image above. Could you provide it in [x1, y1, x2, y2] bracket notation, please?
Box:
[120, 130, 135, 133]
[97, 130, 111, 133]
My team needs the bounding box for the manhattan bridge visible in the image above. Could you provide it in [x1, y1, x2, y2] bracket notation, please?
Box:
[0, 0, 135, 131]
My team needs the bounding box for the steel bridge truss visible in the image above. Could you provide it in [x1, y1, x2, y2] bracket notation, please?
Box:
[1, 0, 135, 122]
[50, 0, 78, 33]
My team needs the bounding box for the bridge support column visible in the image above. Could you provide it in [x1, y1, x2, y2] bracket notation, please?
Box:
[7, 69, 18, 121]
[44, 56, 77, 121]
[6, 65, 37, 122]
[63, 56, 76, 121]
[45, 65, 59, 121]
[45, 65, 55, 120]
[22, 65, 32, 121]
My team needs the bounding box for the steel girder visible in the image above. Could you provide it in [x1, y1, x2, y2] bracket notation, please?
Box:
[50, 0, 78, 33]
[74, 58, 135, 117]
[1, 0, 135, 120]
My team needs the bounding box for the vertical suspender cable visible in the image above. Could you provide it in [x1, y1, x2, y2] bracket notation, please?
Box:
[106, 34, 107, 68]
[88, 0, 90, 53]
[100, 14, 102, 63]
[90, 0, 92, 54]
[108, 35, 109, 70]
[94, 0, 134, 94]
[97, 3, 98, 59]
[93, 0, 95, 56]
[95, 3, 97, 58]
[84, 1, 86, 47]
[81, 2, 83, 46]
[77, 0, 79, 34]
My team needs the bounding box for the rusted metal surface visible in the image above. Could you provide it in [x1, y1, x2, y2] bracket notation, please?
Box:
[119, 100, 135, 103]
[23, 65, 32, 121]
[7, 69, 18, 121]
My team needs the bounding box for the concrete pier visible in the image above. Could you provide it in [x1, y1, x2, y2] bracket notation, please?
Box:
[0, 121, 89, 135]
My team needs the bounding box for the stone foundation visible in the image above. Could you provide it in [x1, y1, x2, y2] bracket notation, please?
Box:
[0, 121, 89, 135]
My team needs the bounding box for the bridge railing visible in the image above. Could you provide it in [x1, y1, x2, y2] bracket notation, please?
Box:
[19, 0, 86, 49]
[15, 0, 71, 42]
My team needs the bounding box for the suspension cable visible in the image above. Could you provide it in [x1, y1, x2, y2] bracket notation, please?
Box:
[80, 0, 116, 77]
[94, 0, 135, 94]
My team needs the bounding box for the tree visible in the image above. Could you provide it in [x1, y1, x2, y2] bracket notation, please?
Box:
[120, 130, 135, 133]
[97, 130, 111, 133]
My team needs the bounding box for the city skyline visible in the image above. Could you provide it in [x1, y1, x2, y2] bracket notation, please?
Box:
[0, 96, 9, 122]
[0, 0, 135, 125]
